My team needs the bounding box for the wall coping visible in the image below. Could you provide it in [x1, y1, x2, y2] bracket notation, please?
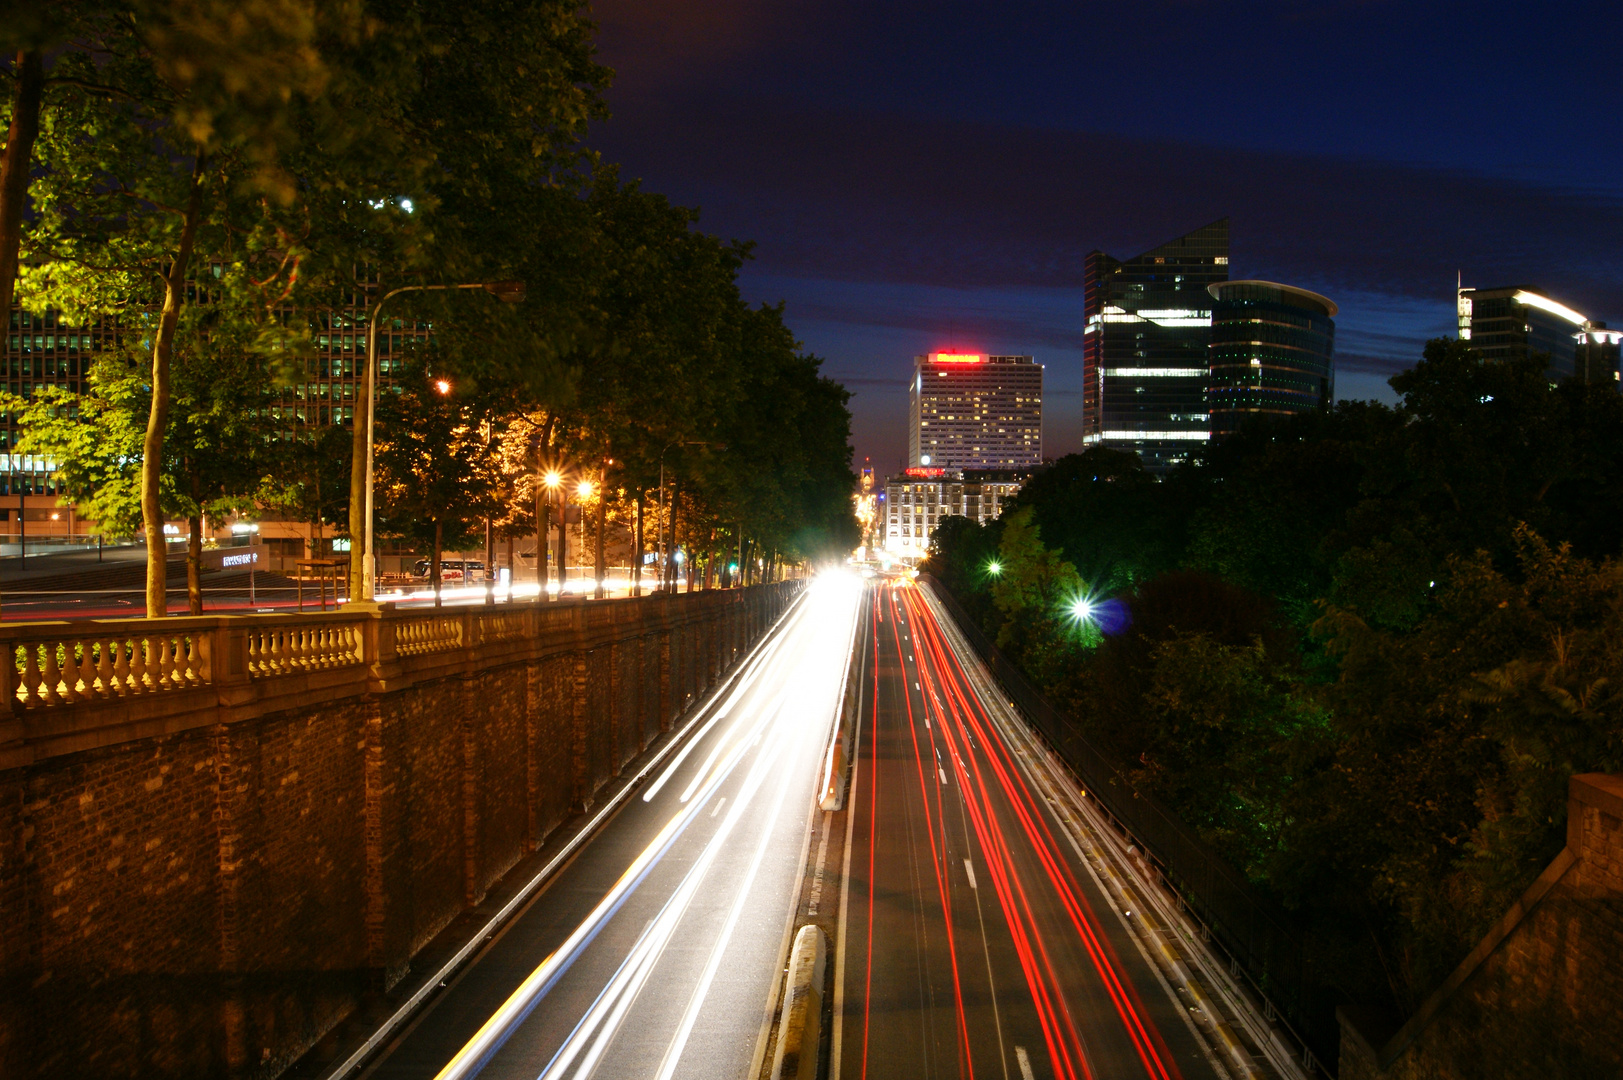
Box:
[0, 583, 796, 771]
[1344, 771, 1621, 1070]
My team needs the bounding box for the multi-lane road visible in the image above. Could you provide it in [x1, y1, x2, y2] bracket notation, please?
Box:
[838, 581, 1220, 1080]
[335, 574, 1227, 1080]
[352, 572, 864, 1080]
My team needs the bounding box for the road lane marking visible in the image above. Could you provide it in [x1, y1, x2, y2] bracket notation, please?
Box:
[710, 797, 726, 818]
[964, 859, 977, 890]
[1017, 1046, 1036, 1080]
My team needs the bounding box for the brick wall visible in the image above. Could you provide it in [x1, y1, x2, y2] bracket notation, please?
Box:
[1339, 773, 1623, 1080]
[0, 582, 800, 1079]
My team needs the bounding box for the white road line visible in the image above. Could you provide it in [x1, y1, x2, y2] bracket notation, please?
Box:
[964, 859, 977, 890]
[1016, 1045, 1036, 1080]
[710, 797, 726, 818]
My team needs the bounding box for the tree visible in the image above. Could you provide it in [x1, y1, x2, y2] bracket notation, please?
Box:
[373, 367, 499, 603]
[6, 315, 283, 614]
[16, 0, 340, 616]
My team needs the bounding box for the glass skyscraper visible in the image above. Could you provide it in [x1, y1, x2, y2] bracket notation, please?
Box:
[1456, 285, 1589, 378]
[1207, 281, 1337, 438]
[1083, 219, 1228, 473]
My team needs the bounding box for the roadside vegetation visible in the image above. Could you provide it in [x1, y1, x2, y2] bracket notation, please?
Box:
[0, 1, 857, 614]
[927, 339, 1623, 1017]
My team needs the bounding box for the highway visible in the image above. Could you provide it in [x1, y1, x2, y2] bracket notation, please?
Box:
[353, 572, 863, 1080]
[836, 581, 1222, 1080]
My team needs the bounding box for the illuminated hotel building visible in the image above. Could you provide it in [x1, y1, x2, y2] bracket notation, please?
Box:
[1207, 281, 1337, 438]
[1456, 284, 1613, 381]
[880, 471, 1025, 561]
[1575, 326, 1623, 385]
[1083, 219, 1227, 473]
[908, 352, 1042, 470]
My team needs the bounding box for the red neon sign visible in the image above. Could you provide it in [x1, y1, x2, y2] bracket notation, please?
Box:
[931, 352, 983, 363]
[905, 467, 945, 478]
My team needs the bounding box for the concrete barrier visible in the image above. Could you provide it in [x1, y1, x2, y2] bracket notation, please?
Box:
[770, 924, 827, 1080]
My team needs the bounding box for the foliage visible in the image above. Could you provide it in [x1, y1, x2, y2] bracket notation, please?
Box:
[927, 339, 1623, 1017]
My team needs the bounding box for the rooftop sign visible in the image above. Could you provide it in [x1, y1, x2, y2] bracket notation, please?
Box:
[931, 353, 983, 363]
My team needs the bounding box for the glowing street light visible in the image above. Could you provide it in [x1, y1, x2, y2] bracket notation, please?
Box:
[543, 470, 562, 490]
[986, 560, 1002, 576]
[576, 479, 594, 499]
[1069, 596, 1095, 624]
[353, 279, 524, 604]
[433, 378, 452, 395]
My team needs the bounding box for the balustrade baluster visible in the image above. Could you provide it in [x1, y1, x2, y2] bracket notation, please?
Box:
[130, 636, 152, 693]
[40, 644, 63, 705]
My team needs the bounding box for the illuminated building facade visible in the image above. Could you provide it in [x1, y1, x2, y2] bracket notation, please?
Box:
[1083, 219, 1229, 474]
[1575, 326, 1623, 385]
[1207, 281, 1337, 438]
[880, 469, 1025, 560]
[1456, 284, 1597, 378]
[908, 352, 1042, 471]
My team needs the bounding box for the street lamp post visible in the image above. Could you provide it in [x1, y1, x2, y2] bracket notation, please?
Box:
[352, 279, 523, 604]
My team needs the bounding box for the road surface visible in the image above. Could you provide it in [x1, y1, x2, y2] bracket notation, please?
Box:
[354, 572, 862, 1080]
[836, 581, 1222, 1080]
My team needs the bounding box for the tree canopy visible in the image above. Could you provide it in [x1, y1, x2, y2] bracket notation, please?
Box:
[927, 339, 1623, 1023]
[0, 1, 856, 611]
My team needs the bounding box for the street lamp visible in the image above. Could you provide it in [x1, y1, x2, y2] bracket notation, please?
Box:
[541, 470, 563, 599]
[987, 560, 1002, 577]
[351, 279, 524, 604]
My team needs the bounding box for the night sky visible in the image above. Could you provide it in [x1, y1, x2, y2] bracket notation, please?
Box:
[588, 1, 1623, 471]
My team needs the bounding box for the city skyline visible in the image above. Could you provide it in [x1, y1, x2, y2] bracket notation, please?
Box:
[587, 1, 1623, 470]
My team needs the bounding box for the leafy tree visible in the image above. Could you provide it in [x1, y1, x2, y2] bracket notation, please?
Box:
[373, 366, 499, 602]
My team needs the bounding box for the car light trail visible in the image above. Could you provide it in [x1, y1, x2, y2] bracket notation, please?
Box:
[426, 572, 862, 1080]
[899, 585, 1183, 1080]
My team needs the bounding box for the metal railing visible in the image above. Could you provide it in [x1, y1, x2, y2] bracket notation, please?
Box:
[926, 577, 1339, 1072]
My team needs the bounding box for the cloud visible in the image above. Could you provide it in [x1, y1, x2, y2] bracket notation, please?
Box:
[592, 98, 1623, 319]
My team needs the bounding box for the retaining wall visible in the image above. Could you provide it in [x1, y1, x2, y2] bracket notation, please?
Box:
[0, 582, 799, 1079]
[1338, 773, 1623, 1080]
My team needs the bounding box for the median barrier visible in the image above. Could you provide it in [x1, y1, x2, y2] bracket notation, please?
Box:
[769, 924, 827, 1080]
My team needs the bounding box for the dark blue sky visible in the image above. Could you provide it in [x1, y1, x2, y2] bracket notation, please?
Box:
[589, 0, 1623, 470]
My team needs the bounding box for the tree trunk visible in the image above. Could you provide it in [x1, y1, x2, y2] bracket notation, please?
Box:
[431, 519, 443, 607]
[594, 466, 607, 599]
[555, 494, 566, 597]
[187, 513, 203, 616]
[142, 150, 207, 618]
[0, 50, 43, 326]
[504, 532, 514, 599]
[633, 490, 644, 596]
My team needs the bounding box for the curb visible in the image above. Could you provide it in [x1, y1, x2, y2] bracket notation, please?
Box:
[770, 925, 828, 1080]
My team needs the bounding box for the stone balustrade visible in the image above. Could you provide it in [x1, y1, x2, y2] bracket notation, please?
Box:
[0, 582, 802, 1080]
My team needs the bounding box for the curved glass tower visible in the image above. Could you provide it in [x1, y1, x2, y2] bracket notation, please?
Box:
[1206, 280, 1336, 438]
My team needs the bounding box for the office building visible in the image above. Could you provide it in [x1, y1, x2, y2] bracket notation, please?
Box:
[1575, 326, 1623, 385]
[1207, 281, 1337, 438]
[880, 469, 1025, 561]
[1083, 219, 1229, 473]
[909, 352, 1042, 471]
[1456, 284, 1597, 378]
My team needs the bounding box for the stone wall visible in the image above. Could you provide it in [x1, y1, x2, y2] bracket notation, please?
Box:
[1338, 772, 1623, 1080]
[0, 582, 799, 1079]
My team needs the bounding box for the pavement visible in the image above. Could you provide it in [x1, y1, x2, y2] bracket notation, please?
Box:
[339, 572, 864, 1080]
[835, 581, 1225, 1080]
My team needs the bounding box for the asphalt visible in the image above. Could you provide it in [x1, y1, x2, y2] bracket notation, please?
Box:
[835, 582, 1222, 1080]
[351, 573, 864, 1080]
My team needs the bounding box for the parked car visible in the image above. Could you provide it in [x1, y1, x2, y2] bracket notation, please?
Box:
[411, 558, 486, 581]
